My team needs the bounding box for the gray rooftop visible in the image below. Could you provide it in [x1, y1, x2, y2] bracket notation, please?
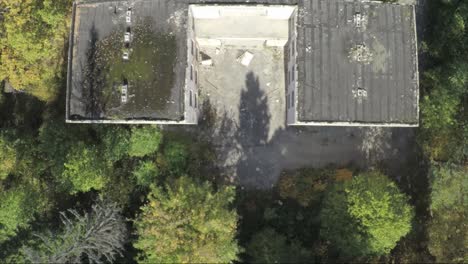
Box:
[67, 0, 187, 121]
[67, 0, 419, 125]
[296, 0, 419, 124]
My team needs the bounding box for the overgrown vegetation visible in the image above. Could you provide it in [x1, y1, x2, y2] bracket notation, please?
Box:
[0, 0, 466, 263]
[417, 1, 468, 263]
[87, 22, 177, 118]
[134, 176, 241, 263]
[419, 0, 468, 163]
[0, 0, 71, 101]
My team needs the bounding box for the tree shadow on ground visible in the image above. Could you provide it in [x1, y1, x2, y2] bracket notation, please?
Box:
[234, 72, 283, 188]
[237, 72, 270, 147]
[76, 23, 105, 119]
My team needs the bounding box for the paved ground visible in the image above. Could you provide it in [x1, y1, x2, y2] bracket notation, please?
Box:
[198, 112, 416, 189]
[190, 44, 416, 189]
[169, 0, 423, 189]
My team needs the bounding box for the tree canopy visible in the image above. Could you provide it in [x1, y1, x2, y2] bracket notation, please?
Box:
[0, 0, 72, 101]
[0, 133, 16, 180]
[0, 184, 48, 243]
[320, 171, 414, 257]
[128, 126, 162, 157]
[247, 227, 312, 264]
[427, 164, 467, 263]
[61, 142, 108, 194]
[134, 176, 241, 263]
[23, 201, 127, 264]
[419, 0, 468, 162]
[278, 168, 334, 207]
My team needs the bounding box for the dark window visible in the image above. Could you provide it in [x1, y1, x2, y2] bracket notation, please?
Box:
[287, 70, 290, 84]
[291, 67, 295, 82]
[286, 94, 290, 109]
[291, 91, 295, 107]
[195, 70, 198, 85]
[189, 91, 193, 107]
[293, 40, 296, 55]
[190, 65, 193, 81]
[292, 40, 295, 56]
[191, 40, 194, 55]
[194, 94, 197, 108]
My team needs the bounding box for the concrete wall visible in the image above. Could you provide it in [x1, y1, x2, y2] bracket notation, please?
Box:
[191, 5, 295, 48]
[286, 9, 298, 125]
[185, 8, 200, 124]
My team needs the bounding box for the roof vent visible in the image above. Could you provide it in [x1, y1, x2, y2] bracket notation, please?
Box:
[352, 88, 368, 102]
[353, 13, 368, 29]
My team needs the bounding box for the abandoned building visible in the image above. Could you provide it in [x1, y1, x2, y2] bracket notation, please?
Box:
[66, 0, 419, 126]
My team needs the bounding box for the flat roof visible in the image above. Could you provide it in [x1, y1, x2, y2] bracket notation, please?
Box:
[296, 0, 419, 125]
[67, 0, 419, 125]
[67, 0, 187, 121]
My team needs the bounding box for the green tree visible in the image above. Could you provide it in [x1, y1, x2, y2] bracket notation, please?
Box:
[23, 201, 127, 263]
[0, 184, 48, 242]
[320, 171, 414, 257]
[61, 142, 108, 194]
[419, 1, 468, 162]
[134, 176, 241, 263]
[38, 119, 88, 178]
[0, 0, 72, 101]
[128, 126, 162, 157]
[99, 126, 130, 164]
[247, 228, 312, 263]
[427, 164, 467, 263]
[0, 133, 16, 180]
[132, 160, 159, 187]
[163, 141, 189, 175]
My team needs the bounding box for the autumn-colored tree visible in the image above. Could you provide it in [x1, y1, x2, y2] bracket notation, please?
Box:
[278, 168, 334, 207]
[0, 0, 72, 101]
[320, 171, 414, 257]
[134, 176, 241, 263]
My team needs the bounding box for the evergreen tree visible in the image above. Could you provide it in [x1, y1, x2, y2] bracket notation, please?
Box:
[23, 201, 127, 264]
